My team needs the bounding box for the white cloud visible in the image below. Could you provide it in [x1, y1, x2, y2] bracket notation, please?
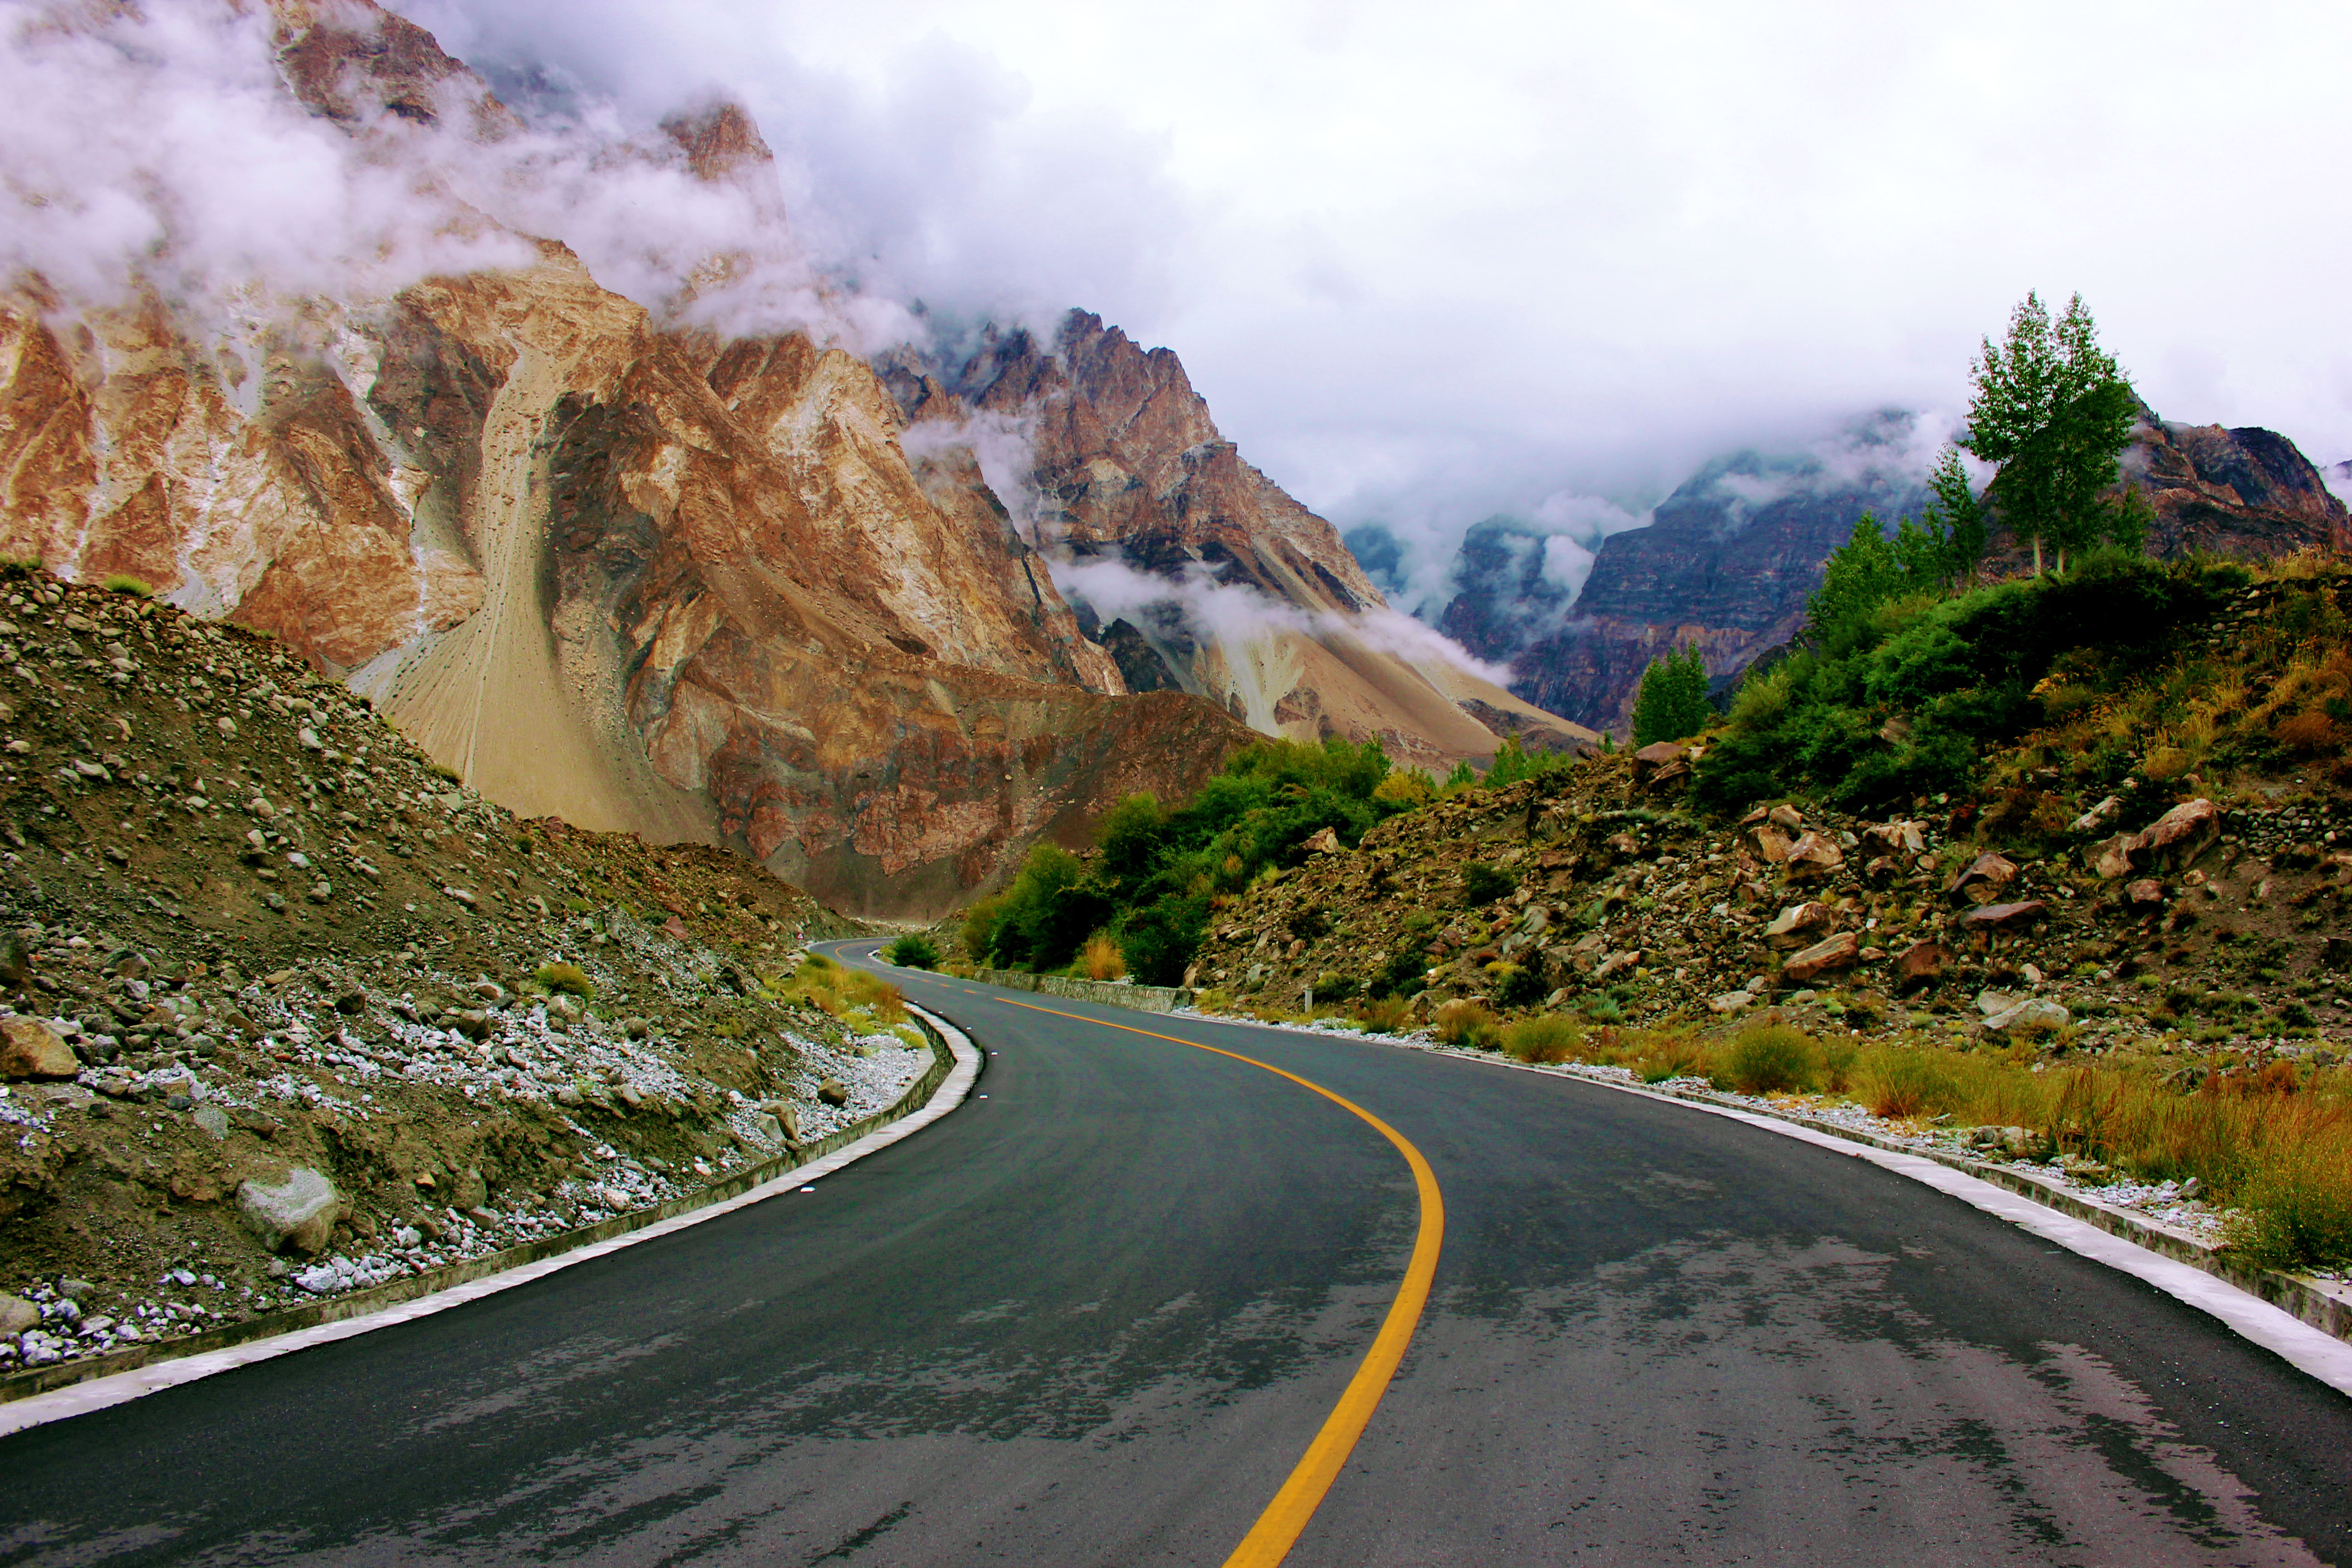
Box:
[21, 0, 2348, 608]
[397, 0, 2351, 585]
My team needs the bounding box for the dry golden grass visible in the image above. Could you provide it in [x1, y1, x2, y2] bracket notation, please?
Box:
[1079, 934, 1127, 981]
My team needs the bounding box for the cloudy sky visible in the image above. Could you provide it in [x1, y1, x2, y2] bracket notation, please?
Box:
[386, 2, 2352, 572]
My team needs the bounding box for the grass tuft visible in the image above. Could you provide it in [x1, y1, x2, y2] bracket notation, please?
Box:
[533, 961, 596, 999]
[1433, 999, 1502, 1050]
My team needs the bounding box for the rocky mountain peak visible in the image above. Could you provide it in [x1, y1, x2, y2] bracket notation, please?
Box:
[270, 0, 519, 140]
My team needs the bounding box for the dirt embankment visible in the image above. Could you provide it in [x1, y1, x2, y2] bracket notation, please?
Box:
[0, 569, 906, 1376]
[1194, 746, 2352, 1061]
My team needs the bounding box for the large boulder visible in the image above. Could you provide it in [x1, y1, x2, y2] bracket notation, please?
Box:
[1946, 852, 2018, 905]
[1632, 742, 1692, 793]
[1783, 832, 1846, 882]
[238, 1168, 346, 1256]
[1983, 997, 2070, 1034]
[1894, 940, 1948, 990]
[2087, 833, 2138, 880]
[1962, 899, 2048, 932]
[1861, 820, 1928, 858]
[1781, 931, 1860, 984]
[0, 1019, 80, 1081]
[2130, 798, 2220, 873]
[1762, 902, 1839, 950]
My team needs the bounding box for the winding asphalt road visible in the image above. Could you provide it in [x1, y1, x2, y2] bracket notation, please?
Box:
[3, 942, 2349, 1564]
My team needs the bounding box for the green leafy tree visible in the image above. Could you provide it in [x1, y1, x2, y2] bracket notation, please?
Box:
[1962, 291, 2139, 575]
[1482, 733, 1577, 788]
[1632, 644, 1712, 745]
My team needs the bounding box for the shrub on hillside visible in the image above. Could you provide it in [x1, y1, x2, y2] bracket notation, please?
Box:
[533, 961, 596, 999]
[1370, 940, 1431, 999]
[2229, 1152, 2352, 1273]
[1504, 1015, 1582, 1064]
[1461, 862, 1517, 906]
[1079, 933, 1127, 981]
[1489, 960, 1550, 1009]
[1693, 553, 2241, 814]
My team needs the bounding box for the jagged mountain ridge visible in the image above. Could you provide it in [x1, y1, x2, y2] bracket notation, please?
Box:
[0, 0, 1591, 918]
[0, 0, 1255, 917]
[1437, 411, 2348, 735]
[878, 314, 1595, 768]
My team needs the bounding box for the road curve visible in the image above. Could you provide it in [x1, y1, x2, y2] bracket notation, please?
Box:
[0, 944, 2346, 1565]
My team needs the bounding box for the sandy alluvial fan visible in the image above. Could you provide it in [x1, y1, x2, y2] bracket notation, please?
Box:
[0, 0, 1583, 921]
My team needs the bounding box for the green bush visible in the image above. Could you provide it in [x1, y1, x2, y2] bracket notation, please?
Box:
[1492, 960, 1550, 1009]
[1461, 862, 1517, 906]
[1694, 554, 2238, 815]
[100, 573, 153, 597]
[1433, 1000, 1502, 1050]
[1370, 943, 1430, 999]
[1311, 971, 1360, 1003]
[533, 961, 596, 999]
[1722, 1024, 1823, 1094]
[886, 933, 941, 970]
[1117, 892, 1209, 987]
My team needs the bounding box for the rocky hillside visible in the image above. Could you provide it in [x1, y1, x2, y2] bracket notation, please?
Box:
[0, 566, 953, 1375]
[1191, 568, 2352, 1062]
[1436, 412, 2347, 736]
[880, 314, 1593, 771]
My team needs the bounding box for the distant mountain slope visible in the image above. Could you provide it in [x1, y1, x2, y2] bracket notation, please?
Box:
[1437, 410, 2347, 736]
[880, 315, 1596, 770]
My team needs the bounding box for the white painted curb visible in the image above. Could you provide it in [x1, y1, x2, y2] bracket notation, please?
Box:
[0, 1005, 982, 1439]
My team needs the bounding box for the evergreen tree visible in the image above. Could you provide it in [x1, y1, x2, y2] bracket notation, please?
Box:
[1961, 291, 2138, 574]
[1632, 644, 1712, 745]
[1923, 446, 1987, 586]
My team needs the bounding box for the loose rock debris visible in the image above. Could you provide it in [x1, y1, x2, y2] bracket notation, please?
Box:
[0, 570, 916, 1373]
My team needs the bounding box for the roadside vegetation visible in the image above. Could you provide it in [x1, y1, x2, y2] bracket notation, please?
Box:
[770, 952, 918, 1046]
[1176, 988, 2352, 1272]
[885, 933, 940, 970]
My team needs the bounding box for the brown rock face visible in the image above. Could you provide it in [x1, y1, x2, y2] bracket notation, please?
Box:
[1948, 852, 2019, 905]
[1894, 940, 1948, 989]
[2129, 798, 2221, 874]
[1781, 931, 1859, 984]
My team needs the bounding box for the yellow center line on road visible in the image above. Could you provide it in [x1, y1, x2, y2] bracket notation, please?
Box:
[990, 996, 1445, 1568]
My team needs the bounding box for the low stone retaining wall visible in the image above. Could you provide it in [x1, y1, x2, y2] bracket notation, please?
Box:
[970, 969, 1194, 1014]
[0, 1017, 961, 1406]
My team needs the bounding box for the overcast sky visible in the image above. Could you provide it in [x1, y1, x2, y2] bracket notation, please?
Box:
[405, 0, 2352, 568]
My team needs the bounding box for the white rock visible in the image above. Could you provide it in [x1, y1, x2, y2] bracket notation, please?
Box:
[238, 1167, 346, 1255]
